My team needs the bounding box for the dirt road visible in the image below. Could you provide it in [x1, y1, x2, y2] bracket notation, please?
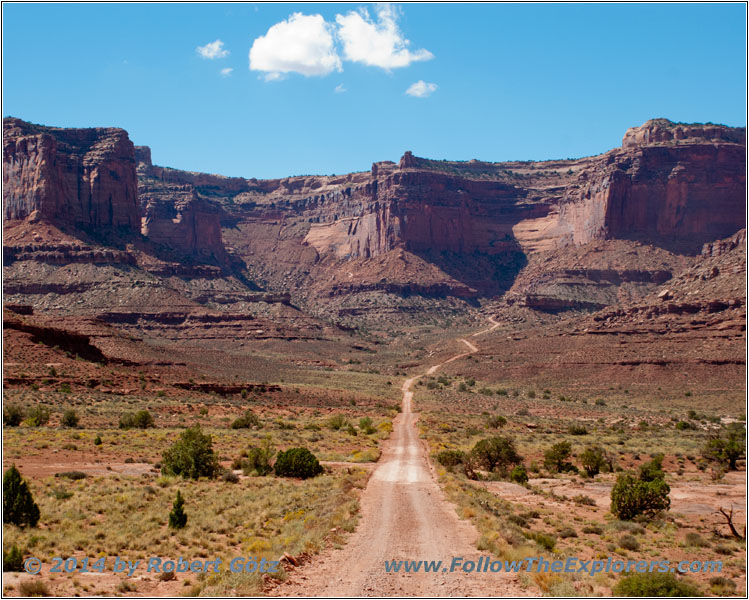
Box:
[274, 320, 529, 597]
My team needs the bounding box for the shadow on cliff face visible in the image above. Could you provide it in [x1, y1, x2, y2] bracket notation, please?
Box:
[410, 243, 528, 299]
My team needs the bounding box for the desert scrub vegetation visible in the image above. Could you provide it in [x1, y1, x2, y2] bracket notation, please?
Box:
[274, 447, 323, 479]
[118, 409, 154, 429]
[3, 465, 40, 527]
[702, 423, 745, 471]
[3, 467, 369, 595]
[231, 409, 262, 430]
[161, 425, 219, 479]
[464, 436, 523, 480]
[612, 572, 702, 596]
[610, 455, 670, 521]
[438, 470, 541, 561]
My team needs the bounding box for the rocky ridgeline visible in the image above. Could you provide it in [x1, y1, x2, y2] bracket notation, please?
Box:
[2, 117, 746, 323]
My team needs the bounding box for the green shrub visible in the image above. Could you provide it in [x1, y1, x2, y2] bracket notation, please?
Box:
[94, 434, 102, 446]
[573, 494, 596, 506]
[327, 414, 347, 430]
[610, 456, 670, 521]
[638, 454, 666, 482]
[243, 437, 275, 476]
[468, 436, 522, 477]
[568, 424, 588, 435]
[19, 580, 50, 597]
[3, 544, 24, 571]
[685, 532, 708, 547]
[526, 531, 555, 551]
[544, 441, 575, 473]
[346, 423, 358, 436]
[59, 383, 72, 393]
[231, 410, 261, 429]
[119, 410, 154, 429]
[486, 415, 507, 429]
[223, 470, 239, 483]
[161, 426, 219, 479]
[619, 534, 640, 551]
[509, 464, 529, 484]
[26, 406, 50, 427]
[559, 527, 577, 539]
[580, 445, 609, 477]
[3, 465, 40, 527]
[613, 572, 702, 596]
[168, 491, 187, 529]
[3, 405, 25, 427]
[274, 447, 323, 479]
[702, 423, 745, 470]
[61, 409, 79, 428]
[55, 471, 86, 481]
[675, 420, 696, 431]
[582, 525, 603, 535]
[709, 576, 736, 595]
[436, 449, 465, 468]
[359, 417, 376, 434]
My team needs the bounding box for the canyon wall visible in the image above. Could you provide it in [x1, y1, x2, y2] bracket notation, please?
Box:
[3, 117, 745, 311]
[3, 118, 139, 233]
[136, 146, 229, 266]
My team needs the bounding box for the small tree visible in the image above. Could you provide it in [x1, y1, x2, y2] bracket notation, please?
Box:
[133, 410, 154, 429]
[611, 456, 670, 521]
[119, 410, 154, 429]
[3, 545, 24, 571]
[161, 426, 219, 479]
[544, 441, 575, 473]
[168, 491, 187, 529]
[243, 436, 275, 476]
[3, 466, 40, 527]
[3, 405, 25, 427]
[231, 410, 261, 430]
[26, 406, 50, 427]
[509, 464, 529, 484]
[638, 453, 666, 482]
[327, 414, 347, 431]
[274, 447, 323, 479]
[61, 409, 79, 428]
[436, 449, 465, 469]
[469, 436, 522, 477]
[487, 415, 507, 429]
[703, 424, 745, 470]
[580, 445, 607, 477]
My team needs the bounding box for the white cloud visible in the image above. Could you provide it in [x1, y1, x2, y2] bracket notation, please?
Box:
[335, 5, 433, 70]
[406, 80, 437, 98]
[249, 13, 342, 80]
[334, 83, 347, 93]
[197, 39, 230, 59]
[220, 67, 234, 77]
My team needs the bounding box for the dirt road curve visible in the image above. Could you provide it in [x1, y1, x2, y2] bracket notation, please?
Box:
[273, 318, 529, 597]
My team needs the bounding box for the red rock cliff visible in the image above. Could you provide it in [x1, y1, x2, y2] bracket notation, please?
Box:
[3, 118, 140, 233]
[136, 145, 230, 267]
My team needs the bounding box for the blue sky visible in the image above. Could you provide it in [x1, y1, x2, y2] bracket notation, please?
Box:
[3, 3, 746, 179]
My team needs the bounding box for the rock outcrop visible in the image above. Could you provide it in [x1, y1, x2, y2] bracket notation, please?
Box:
[3, 118, 140, 233]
